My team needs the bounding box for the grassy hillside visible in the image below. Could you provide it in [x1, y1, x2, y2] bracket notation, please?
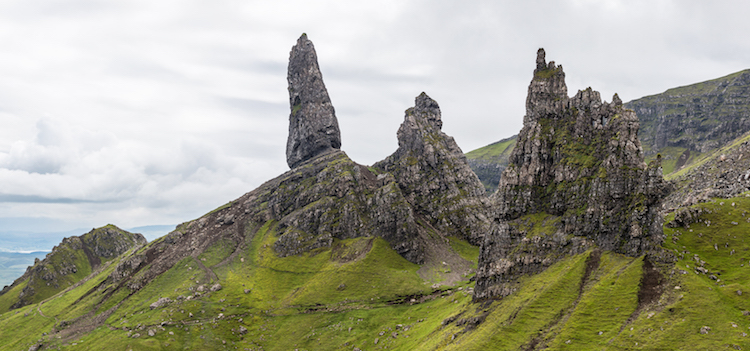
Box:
[3, 194, 750, 349]
[465, 135, 517, 193]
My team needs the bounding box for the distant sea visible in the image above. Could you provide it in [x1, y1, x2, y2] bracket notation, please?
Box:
[0, 251, 49, 288]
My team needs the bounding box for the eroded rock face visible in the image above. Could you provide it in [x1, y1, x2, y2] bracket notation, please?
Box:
[474, 49, 671, 300]
[286, 34, 341, 169]
[375, 93, 491, 245]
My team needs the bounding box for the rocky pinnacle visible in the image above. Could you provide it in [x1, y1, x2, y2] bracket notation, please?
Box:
[286, 34, 341, 169]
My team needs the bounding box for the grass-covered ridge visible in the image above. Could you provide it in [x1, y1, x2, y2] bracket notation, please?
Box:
[626, 68, 750, 168]
[0, 225, 145, 314]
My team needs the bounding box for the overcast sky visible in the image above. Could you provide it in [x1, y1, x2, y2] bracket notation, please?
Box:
[0, 0, 748, 245]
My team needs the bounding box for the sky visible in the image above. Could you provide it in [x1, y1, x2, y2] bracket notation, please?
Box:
[0, 0, 748, 248]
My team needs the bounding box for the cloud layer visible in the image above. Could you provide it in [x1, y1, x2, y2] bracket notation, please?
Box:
[0, 0, 748, 240]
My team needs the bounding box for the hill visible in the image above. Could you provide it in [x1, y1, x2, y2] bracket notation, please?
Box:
[0, 225, 145, 314]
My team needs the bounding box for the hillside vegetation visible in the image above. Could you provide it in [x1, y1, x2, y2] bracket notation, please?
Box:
[2, 193, 750, 350]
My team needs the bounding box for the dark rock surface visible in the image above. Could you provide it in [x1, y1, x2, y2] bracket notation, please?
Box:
[0, 225, 146, 310]
[286, 34, 341, 169]
[374, 93, 491, 245]
[626, 69, 750, 156]
[475, 49, 671, 300]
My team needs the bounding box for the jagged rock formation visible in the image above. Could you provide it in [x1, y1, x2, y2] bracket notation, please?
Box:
[0, 225, 145, 311]
[374, 93, 491, 245]
[474, 49, 670, 300]
[626, 69, 750, 165]
[101, 39, 485, 300]
[466, 135, 517, 193]
[286, 33, 341, 169]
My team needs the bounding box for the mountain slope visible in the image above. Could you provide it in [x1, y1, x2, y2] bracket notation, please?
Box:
[4, 194, 750, 350]
[465, 135, 517, 193]
[0, 225, 145, 313]
[626, 69, 750, 174]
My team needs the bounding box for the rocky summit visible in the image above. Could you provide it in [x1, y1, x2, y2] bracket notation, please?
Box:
[474, 49, 671, 299]
[375, 93, 491, 245]
[286, 33, 342, 169]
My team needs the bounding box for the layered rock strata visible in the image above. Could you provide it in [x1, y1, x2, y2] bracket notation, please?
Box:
[375, 93, 491, 245]
[286, 34, 342, 169]
[475, 49, 670, 300]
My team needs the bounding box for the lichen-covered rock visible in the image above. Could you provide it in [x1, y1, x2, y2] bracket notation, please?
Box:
[96, 36, 484, 303]
[475, 49, 671, 300]
[374, 93, 491, 245]
[286, 33, 341, 169]
[150, 297, 172, 309]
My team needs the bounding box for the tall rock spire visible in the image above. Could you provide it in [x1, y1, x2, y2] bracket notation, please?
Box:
[286, 34, 341, 169]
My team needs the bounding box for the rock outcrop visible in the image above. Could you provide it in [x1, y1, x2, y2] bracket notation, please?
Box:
[474, 49, 670, 300]
[0, 225, 146, 311]
[374, 93, 491, 245]
[286, 34, 342, 169]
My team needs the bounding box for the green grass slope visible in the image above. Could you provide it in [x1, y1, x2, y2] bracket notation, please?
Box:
[4, 194, 750, 350]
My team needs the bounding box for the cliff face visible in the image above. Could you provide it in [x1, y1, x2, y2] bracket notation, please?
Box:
[0, 225, 145, 311]
[374, 93, 491, 245]
[626, 69, 750, 165]
[475, 49, 670, 300]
